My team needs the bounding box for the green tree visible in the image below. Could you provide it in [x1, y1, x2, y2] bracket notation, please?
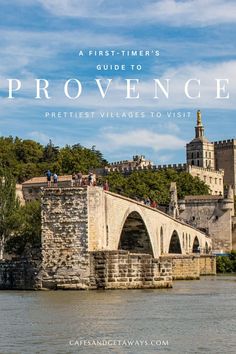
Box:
[102, 169, 209, 204]
[5, 200, 41, 255]
[0, 171, 21, 258]
[43, 139, 59, 162]
[216, 251, 236, 273]
[0, 136, 107, 182]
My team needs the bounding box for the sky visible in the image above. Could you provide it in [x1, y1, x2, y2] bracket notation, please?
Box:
[0, 0, 236, 165]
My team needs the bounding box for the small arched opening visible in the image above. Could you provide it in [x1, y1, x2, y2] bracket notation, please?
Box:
[118, 211, 153, 255]
[192, 236, 200, 253]
[168, 230, 182, 254]
[160, 227, 164, 254]
[205, 242, 209, 254]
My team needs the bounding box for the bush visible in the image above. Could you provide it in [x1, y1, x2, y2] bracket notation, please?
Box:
[216, 251, 236, 273]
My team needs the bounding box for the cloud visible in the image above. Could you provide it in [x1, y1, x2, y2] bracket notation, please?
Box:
[28, 131, 51, 144]
[1, 59, 236, 115]
[92, 128, 185, 153]
[38, 0, 236, 27]
[0, 29, 132, 77]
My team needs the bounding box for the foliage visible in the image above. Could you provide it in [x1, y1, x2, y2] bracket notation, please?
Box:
[0, 137, 107, 183]
[216, 251, 236, 273]
[0, 171, 21, 257]
[100, 169, 210, 204]
[5, 200, 41, 255]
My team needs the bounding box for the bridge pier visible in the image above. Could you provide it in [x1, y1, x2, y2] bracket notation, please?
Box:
[90, 251, 172, 289]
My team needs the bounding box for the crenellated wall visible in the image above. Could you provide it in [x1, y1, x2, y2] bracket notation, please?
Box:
[214, 139, 236, 194]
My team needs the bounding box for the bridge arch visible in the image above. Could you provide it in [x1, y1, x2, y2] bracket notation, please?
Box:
[168, 230, 182, 254]
[192, 236, 200, 253]
[118, 211, 154, 256]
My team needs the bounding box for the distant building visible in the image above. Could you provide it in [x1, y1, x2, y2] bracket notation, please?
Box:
[103, 155, 153, 174]
[16, 184, 25, 205]
[214, 139, 236, 193]
[179, 186, 235, 253]
[95, 110, 235, 196]
[186, 110, 225, 195]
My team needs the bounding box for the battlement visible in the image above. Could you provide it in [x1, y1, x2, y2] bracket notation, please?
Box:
[107, 164, 154, 173]
[108, 154, 153, 167]
[110, 160, 129, 166]
[214, 139, 236, 147]
[187, 165, 224, 175]
[156, 164, 187, 170]
[107, 163, 187, 174]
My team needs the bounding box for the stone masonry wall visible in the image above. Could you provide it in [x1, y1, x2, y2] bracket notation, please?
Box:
[90, 251, 173, 289]
[232, 216, 236, 250]
[41, 188, 91, 289]
[199, 255, 216, 275]
[180, 198, 232, 253]
[0, 258, 40, 290]
[168, 255, 200, 280]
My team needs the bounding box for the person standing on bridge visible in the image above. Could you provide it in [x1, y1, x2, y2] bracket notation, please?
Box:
[53, 173, 58, 187]
[46, 170, 52, 187]
[151, 200, 157, 208]
[77, 171, 83, 186]
[103, 180, 109, 191]
[88, 172, 94, 186]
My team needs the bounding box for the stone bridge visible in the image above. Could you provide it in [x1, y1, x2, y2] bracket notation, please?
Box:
[0, 187, 215, 291]
[40, 187, 213, 290]
[88, 187, 212, 257]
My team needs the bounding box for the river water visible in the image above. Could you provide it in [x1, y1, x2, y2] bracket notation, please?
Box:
[0, 275, 236, 354]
